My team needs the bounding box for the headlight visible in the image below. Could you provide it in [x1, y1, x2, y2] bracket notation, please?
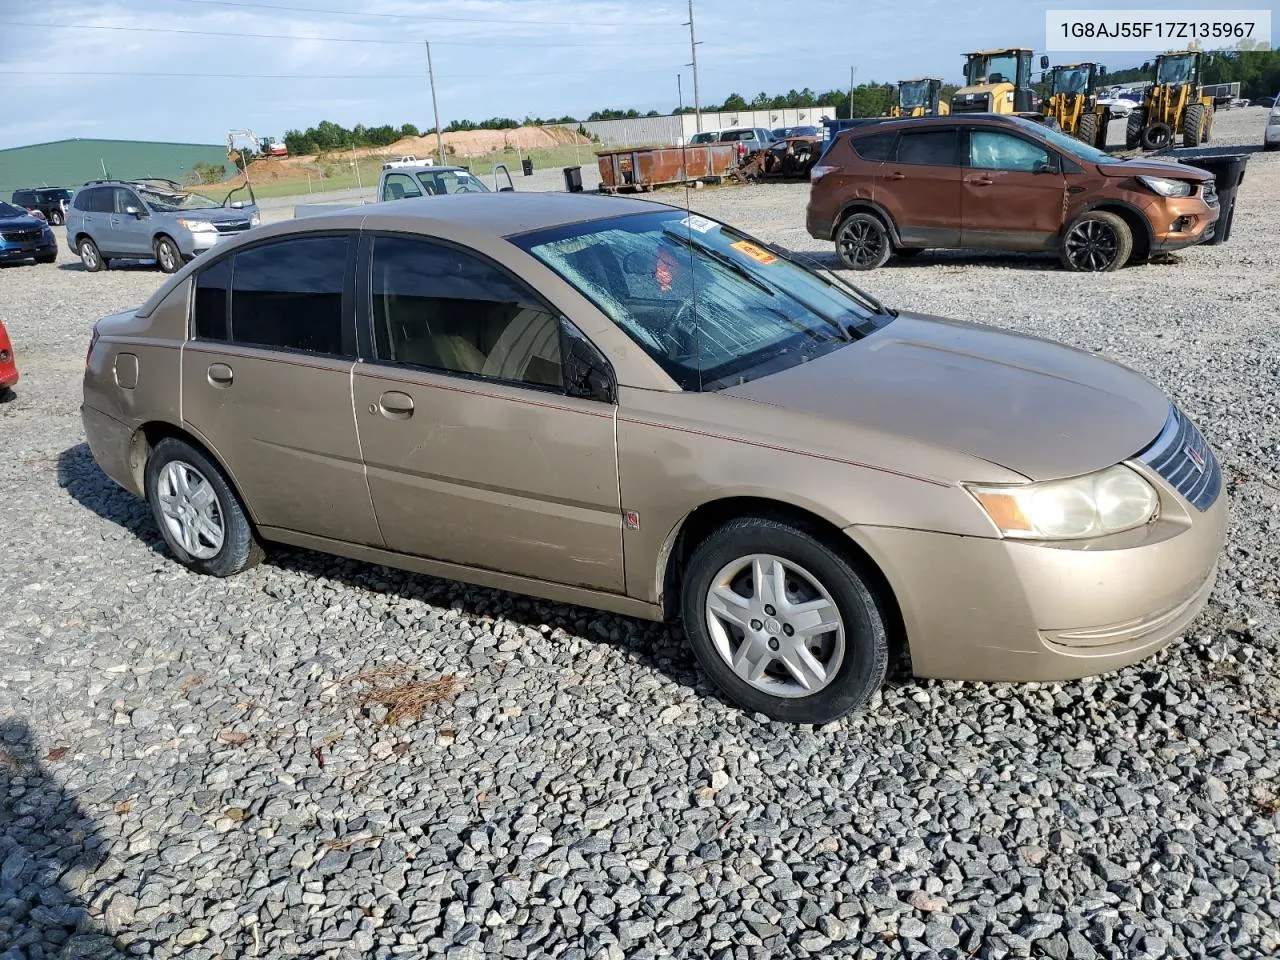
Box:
[250, 210, 261, 227]
[1138, 175, 1194, 198]
[966, 465, 1159, 540]
[176, 218, 218, 233]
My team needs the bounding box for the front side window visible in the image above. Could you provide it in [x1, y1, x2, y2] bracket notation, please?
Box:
[969, 131, 1052, 172]
[514, 210, 891, 391]
[370, 235, 561, 389]
[114, 188, 144, 215]
[415, 170, 488, 195]
[230, 236, 351, 355]
[899, 81, 931, 109]
[382, 173, 423, 201]
[895, 129, 958, 165]
[1156, 56, 1195, 86]
[1003, 115, 1110, 164]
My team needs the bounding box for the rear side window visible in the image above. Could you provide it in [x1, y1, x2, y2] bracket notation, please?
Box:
[13, 191, 32, 205]
[194, 258, 230, 340]
[850, 131, 897, 161]
[895, 129, 959, 165]
[230, 236, 352, 356]
[75, 188, 112, 213]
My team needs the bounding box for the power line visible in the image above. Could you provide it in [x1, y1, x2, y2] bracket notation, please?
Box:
[3, 67, 674, 80]
[164, 0, 683, 28]
[0, 18, 687, 47]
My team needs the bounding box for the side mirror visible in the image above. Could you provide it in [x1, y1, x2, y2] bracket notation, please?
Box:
[124, 205, 145, 219]
[1039, 55, 1049, 70]
[561, 320, 616, 404]
[231, 200, 244, 209]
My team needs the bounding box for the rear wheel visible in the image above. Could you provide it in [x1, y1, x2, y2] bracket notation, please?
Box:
[48, 209, 64, 226]
[1077, 112, 1099, 148]
[78, 237, 105, 272]
[1183, 104, 1205, 147]
[145, 438, 263, 577]
[1125, 109, 1146, 149]
[155, 236, 182, 274]
[1060, 210, 1133, 272]
[835, 212, 891, 271]
[681, 517, 889, 723]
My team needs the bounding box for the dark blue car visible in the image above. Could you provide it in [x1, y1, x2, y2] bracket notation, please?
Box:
[0, 201, 57, 265]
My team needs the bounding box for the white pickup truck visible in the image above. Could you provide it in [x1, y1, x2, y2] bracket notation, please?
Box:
[293, 163, 514, 219]
[382, 155, 430, 170]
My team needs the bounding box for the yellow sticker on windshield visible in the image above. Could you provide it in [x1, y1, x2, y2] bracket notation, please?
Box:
[730, 240, 777, 265]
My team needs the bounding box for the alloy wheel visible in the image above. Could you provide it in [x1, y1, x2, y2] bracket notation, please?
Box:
[79, 242, 98, 269]
[704, 553, 846, 698]
[158, 242, 176, 272]
[156, 461, 225, 560]
[1065, 219, 1119, 271]
[838, 220, 886, 268]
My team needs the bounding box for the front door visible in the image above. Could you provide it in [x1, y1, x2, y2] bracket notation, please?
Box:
[181, 233, 383, 547]
[351, 233, 624, 592]
[110, 187, 154, 257]
[875, 127, 963, 247]
[961, 128, 1068, 250]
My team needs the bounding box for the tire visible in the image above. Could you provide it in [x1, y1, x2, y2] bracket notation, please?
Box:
[155, 236, 182, 274]
[895, 247, 924, 259]
[1125, 109, 1146, 149]
[680, 517, 890, 724]
[1059, 210, 1133, 272]
[145, 437, 263, 577]
[48, 209, 64, 226]
[1141, 122, 1173, 151]
[834, 212, 891, 271]
[1203, 109, 1214, 144]
[1183, 104, 1205, 147]
[1076, 112, 1099, 148]
[77, 237, 105, 272]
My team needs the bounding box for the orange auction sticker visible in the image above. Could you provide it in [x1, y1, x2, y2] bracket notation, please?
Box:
[730, 240, 777, 265]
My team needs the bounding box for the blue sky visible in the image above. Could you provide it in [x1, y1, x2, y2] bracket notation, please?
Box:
[0, 0, 1267, 149]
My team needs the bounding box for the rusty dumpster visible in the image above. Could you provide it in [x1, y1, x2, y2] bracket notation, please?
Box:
[596, 144, 739, 193]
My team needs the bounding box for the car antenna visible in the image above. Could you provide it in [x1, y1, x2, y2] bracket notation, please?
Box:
[678, 73, 703, 392]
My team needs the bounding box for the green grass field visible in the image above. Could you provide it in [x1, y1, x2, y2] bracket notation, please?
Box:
[194, 142, 604, 200]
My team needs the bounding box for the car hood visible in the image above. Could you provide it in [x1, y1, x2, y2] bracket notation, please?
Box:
[722, 312, 1170, 481]
[156, 207, 255, 223]
[1096, 157, 1211, 180]
[0, 214, 48, 230]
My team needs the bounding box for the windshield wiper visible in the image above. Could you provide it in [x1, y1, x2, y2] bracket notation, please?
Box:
[780, 246, 896, 318]
[661, 228, 777, 298]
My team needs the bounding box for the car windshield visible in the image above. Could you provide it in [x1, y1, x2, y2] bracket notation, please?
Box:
[0, 201, 25, 218]
[514, 209, 892, 390]
[1157, 56, 1195, 85]
[415, 170, 489, 194]
[969, 53, 1017, 85]
[1053, 67, 1091, 95]
[1006, 115, 1113, 164]
[137, 186, 221, 212]
[899, 81, 931, 109]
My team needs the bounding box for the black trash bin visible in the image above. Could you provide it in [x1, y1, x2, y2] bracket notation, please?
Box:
[1162, 146, 1251, 245]
[562, 165, 583, 193]
[521, 157, 534, 177]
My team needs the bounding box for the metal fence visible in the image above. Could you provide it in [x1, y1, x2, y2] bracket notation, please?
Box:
[549, 106, 839, 148]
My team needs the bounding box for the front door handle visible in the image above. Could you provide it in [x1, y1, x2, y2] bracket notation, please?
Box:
[885, 171, 907, 181]
[967, 177, 994, 187]
[377, 391, 414, 419]
[207, 362, 234, 387]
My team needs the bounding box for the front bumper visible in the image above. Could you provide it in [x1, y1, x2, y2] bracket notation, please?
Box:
[1150, 194, 1219, 252]
[0, 239, 56, 261]
[850, 471, 1227, 682]
[1265, 124, 1280, 146]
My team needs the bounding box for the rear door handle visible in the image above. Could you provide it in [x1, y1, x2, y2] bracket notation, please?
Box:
[376, 391, 414, 419]
[885, 171, 907, 181]
[968, 177, 994, 187]
[207, 362, 234, 386]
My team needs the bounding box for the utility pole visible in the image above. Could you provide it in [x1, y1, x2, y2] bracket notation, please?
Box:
[425, 40, 445, 165]
[848, 66, 856, 119]
[685, 0, 702, 132]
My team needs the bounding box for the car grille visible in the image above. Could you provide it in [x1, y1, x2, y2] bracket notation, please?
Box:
[951, 95, 992, 113]
[1137, 406, 1221, 512]
[1, 228, 43, 243]
[1201, 180, 1218, 206]
[213, 221, 251, 234]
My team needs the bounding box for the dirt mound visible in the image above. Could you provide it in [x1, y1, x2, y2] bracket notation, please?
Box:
[380, 125, 589, 159]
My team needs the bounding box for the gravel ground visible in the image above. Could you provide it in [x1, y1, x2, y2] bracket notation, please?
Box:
[2, 107, 1278, 960]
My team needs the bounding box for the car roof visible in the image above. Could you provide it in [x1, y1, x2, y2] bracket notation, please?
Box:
[386, 164, 470, 174]
[319, 191, 667, 236]
[844, 113, 1027, 136]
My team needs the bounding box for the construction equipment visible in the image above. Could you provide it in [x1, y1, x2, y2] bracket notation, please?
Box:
[1042, 62, 1108, 147]
[951, 49, 1036, 114]
[1125, 51, 1215, 150]
[890, 78, 949, 118]
[226, 129, 287, 167]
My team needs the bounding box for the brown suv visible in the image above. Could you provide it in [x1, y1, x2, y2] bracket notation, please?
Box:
[807, 114, 1219, 271]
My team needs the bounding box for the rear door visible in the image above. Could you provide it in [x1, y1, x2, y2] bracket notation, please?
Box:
[350, 233, 624, 591]
[961, 127, 1068, 250]
[181, 233, 383, 546]
[875, 128, 963, 247]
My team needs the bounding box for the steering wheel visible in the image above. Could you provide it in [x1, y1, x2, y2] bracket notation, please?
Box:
[658, 297, 697, 354]
[455, 185, 477, 194]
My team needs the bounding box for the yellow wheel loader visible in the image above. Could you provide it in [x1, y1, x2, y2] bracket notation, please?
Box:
[951, 49, 1036, 115]
[1042, 62, 1108, 147]
[1126, 51, 1215, 151]
[889, 78, 950, 118]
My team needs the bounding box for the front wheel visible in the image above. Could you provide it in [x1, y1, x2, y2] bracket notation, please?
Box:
[145, 438, 263, 577]
[1060, 210, 1133, 272]
[1183, 104, 1205, 147]
[835, 212, 891, 271]
[681, 517, 890, 723]
[155, 236, 182, 274]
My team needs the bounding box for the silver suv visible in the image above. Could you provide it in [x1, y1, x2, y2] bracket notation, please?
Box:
[65, 179, 260, 274]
